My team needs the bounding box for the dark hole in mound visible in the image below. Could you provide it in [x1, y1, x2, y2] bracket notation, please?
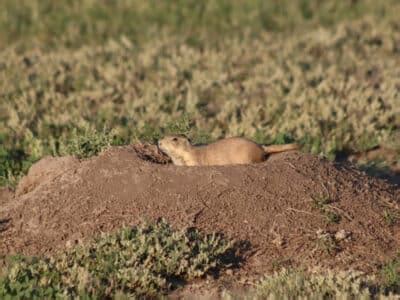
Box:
[132, 143, 172, 164]
[0, 218, 11, 233]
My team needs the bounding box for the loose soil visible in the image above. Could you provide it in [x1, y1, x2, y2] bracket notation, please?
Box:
[1, 145, 399, 294]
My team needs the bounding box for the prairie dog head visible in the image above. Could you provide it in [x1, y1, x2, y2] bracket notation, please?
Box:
[157, 135, 192, 165]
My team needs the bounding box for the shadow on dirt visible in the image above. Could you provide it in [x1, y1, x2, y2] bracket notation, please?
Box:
[0, 219, 10, 233]
[358, 162, 400, 186]
[336, 146, 400, 186]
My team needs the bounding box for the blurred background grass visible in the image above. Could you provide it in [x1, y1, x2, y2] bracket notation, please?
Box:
[0, 0, 398, 49]
[1, 0, 400, 187]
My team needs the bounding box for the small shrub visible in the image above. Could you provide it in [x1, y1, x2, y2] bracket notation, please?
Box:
[381, 256, 400, 291]
[383, 209, 399, 226]
[255, 269, 381, 299]
[222, 269, 400, 299]
[272, 132, 295, 145]
[133, 115, 197, 144]
[190, 129, 213, 145]
[164, 114, 193, 136]
[312, 194, 332, 209]
[324, 210, 341, 224]
[60, 126, 116, 159]
[0, 219, 236, 298]
[133, 123, 163, 144]
[312, 195, 341, 224]
[315, 230, 340, 256]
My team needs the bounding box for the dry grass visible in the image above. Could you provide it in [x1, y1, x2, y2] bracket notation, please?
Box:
[1, 14, 400, 186]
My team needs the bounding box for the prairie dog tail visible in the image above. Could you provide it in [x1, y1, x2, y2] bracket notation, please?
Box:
[262, 143, 299, 154]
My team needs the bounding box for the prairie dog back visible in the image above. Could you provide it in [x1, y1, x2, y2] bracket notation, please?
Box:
[158, 135, 298, 166]
[194, 137, 265, 165]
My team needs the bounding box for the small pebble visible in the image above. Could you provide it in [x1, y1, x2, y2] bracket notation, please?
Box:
[335, 229, 350, 241]
[225, 269, 233, 276]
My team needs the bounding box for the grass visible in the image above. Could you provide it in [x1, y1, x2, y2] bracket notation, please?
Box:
[60, 126, 119, 159]
[255, 270, 375, 298]
[383, 209, 400, 226]
[381, 255, 400, 292]
[245, 268, 400, 299]
[2, 219, 397, 299]
[315, 230, 340, 256]
[221, 265, 400, 299]
[1, 1, 400, 296]
[1, 11, 400, 187]
[0, 0, 398, 50]
[312, 195, 342, 224]
[0, 219, 236, 298]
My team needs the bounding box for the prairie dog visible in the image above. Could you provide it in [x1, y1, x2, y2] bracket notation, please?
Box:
[158, 135, 299, 166]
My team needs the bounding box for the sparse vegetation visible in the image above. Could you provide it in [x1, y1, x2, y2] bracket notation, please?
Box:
[383, 209, 400, 226]
[2, 12, 400, 187]
[381, 255, 400, 291]
[59, 126, 119, 159]
[1, 0, 400, 297]
[312, 194, 331, 209]
[255, 270, 371, 298]
[312, 195, 342, 224]
[241, 269, 400, 299]
[1, 0, 398, 50]
[315, 230, 340, 256]
[0, 219, 236, 298]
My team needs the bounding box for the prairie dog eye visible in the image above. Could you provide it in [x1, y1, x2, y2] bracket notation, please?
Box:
[172, 137, 178, 142]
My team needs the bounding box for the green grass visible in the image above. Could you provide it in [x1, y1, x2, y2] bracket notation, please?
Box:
[244, 269, 400, 299]
[2, 220, 398, 299]
[383, 209, 400, 226]
[381, 255, 400, 291]
[0, 133, 41, 188]
[60, 126, 120, 159]
[0, 0, 398, 50]
[1, 1, 399, 297]
[0, 219, 236, 298]
[312, 195, 342, 224]
[1, 12, 399, 187]
[224, 266, 400, 299]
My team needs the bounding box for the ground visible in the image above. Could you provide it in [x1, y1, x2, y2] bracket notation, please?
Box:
[1, 145, 399, 297]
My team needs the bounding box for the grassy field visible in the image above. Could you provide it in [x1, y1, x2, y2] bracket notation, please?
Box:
[1, 0, 399, 50]
[1, 0, 399, 187]
[1, 0, 400, 297]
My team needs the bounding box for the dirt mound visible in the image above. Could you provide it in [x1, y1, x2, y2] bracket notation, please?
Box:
[15, 155, 80, 196]
[1, 145, 399, 276]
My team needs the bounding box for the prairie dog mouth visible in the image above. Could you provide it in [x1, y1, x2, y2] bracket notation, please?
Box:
[157, 143, 168, 155]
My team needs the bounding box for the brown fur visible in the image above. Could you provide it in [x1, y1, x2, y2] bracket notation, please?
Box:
[157, 135, 299, 166]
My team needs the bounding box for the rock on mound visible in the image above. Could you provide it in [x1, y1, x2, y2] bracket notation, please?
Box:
[1, 145, 399, 275]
